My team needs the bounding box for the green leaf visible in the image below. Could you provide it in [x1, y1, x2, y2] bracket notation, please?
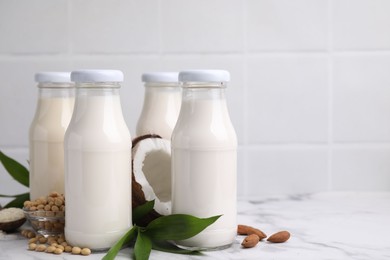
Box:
[151, 240, 202, 255]
[0, 150, 29, 187]
[134, 229, 152, 260]
[144, 214, 221, 241]
[3, 193, 30, 208]
[0, 194, 22, 198]
[133, 200, 155, 224]
[102, 226, 137, 260]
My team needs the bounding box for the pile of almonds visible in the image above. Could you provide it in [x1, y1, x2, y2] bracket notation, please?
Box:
[238, 224, 290, 248]
[21, 229, 91, 256]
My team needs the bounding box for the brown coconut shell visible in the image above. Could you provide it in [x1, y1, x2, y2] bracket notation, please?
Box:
[131, 134, 164, 226]
[0, 216, 26, 232]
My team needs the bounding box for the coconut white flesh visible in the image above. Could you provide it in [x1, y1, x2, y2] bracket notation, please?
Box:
[0, 208, 24, 223]
[133, 137, 172, 215]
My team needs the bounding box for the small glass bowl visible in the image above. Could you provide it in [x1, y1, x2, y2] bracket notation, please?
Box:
[23, 209, 65, 236]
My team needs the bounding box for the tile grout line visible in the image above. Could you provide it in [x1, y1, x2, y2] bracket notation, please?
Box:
[0, 146, 29, 152]
[2, 50, 390, 60]
[327, 0, 334, 191]
[157, 0, 163, 58]
[241, 0, 249, 198]
[67, 0, 73, 56]
[67, 0, 75, 70]
[240, 142, 390, 150]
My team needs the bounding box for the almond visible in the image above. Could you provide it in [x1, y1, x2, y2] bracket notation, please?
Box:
[267, 231, 290, 243]
[241, 234, 260, 248]
[237, 224, 267, 240]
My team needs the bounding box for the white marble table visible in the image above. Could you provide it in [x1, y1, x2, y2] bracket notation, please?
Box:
[1, 191, 389, 260]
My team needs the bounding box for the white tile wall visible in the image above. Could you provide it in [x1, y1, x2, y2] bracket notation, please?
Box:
[70, 0, 160, 54]
[161, 0, 244, 53]
[1, 0, 390, 199]
[332, 147, 390, 190]
[0, 0, 69, 54]
[246, 0, 328, 51]
[333, 54, 390, 142]
[333, 0, 390, 50]
[245, 147, 329, 197]
[246, 54, 328, 144]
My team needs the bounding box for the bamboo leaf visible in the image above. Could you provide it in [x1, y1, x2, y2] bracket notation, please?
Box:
[144, 214, 221, 241]
[102, 226, 137, 260]
[133, 200, 154, 224]
[0, 151, 29, 187]
[151, 240, 202, 255]
[134, 229, 152, 260]
[0, 194, 23, 198]
[3, 193, 30, 208]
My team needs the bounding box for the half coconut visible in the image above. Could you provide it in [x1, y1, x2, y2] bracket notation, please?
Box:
[132, 134, 172, 225]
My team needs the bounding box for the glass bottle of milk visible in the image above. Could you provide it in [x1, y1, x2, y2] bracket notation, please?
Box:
[172, 70, 237, 250]
[64, 70, 132, 250]
[29, 72, 74, 200]
[136, 72, 181, 140]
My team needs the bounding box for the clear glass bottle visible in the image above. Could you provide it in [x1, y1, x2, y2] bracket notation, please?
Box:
[136, 72, 181, 140]
[29, 72, 74, 200]
[64, 70, 132, 250]
[171, 70, 237, 250]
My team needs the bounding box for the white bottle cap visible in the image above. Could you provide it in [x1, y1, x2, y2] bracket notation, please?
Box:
[142, 72, 179, 83]
[71, 70, 124, 83]
[179, 70, 230, 82]
[35, 72, 71, 83]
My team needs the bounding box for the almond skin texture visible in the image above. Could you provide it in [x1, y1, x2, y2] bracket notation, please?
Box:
[238, 224, 267, 240]
[267, 231, 291, 243]
[241, 234, 260, 248]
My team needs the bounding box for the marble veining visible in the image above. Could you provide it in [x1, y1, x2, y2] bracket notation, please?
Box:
[0, 192, 389, 260]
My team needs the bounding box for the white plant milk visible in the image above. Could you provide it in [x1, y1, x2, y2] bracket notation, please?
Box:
[64, 70, 131, 250]
[29, 72, 74, 200]
[29, 97, 74, 200]
[172, 70, 237, 249]
[136, 73, 181, 140]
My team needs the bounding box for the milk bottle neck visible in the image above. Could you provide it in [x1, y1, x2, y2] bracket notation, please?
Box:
[143, 82, 181, 105]
[181, 82, 228, 106]
[35, 83, 74, 119]
[37, 82, 74, 98]
[72, 82, 124, 120]
[178, 83, 231, 129]
[145, 82, 180, 89]
[75, 82, 121, 97]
